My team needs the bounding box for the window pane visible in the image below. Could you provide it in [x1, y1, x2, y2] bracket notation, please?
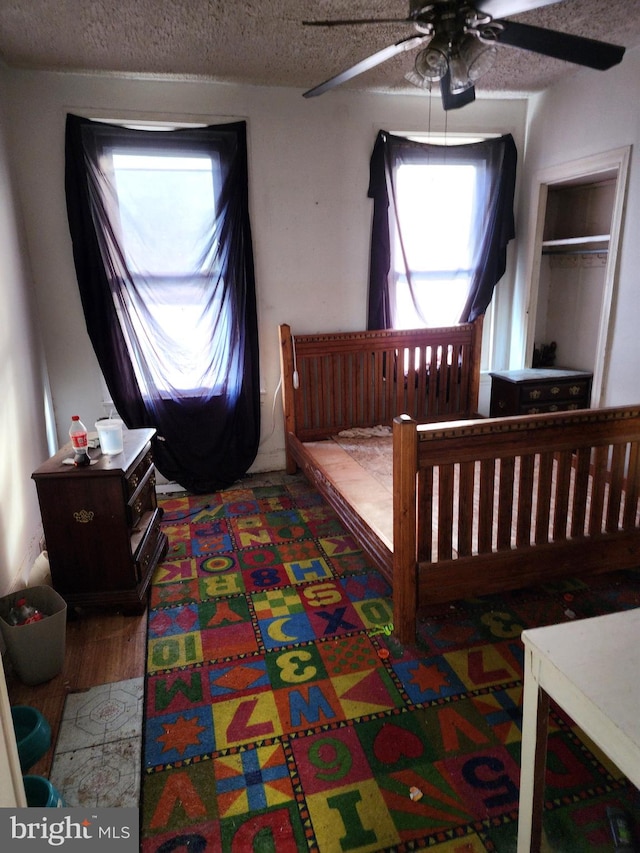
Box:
[112, 153, 217, 275]
[395, 276, 470, 329]
[108, 150, 230, 395]
[393, 162, 478, 328]
[395, 163, 477, 272]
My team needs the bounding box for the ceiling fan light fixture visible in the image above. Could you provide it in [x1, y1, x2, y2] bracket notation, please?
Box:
[414, 38, 449, 82]
[404, 68, 433, 90]
[460, 34, 497, 81]
[447, 50, 474, 94]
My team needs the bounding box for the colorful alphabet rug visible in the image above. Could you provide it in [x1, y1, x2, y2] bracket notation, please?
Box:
[141, 476, 640, 852]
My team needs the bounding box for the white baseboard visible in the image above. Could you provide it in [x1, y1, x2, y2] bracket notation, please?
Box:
[156, 482, 187, 495]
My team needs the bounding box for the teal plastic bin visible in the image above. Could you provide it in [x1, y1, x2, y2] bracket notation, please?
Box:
[11, 706, 52, 772]
[23, 775, 65, 808]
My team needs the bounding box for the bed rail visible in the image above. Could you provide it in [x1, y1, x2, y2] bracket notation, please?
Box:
[279, 320, 482, 472]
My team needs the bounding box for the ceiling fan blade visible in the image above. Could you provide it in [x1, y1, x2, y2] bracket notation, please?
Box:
[440, 70, 476, 111]
[302, 18, 410, 27]
[498, 21, 625, 70]
[305, 1, 562, 26]
[475, 0, 562, 18]
[303, 35, 429, 98]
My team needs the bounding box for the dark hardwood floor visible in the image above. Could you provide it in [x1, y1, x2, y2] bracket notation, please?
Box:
[5, 606, 146, 778]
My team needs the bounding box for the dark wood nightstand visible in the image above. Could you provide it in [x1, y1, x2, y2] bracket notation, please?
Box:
[32, 428, 167, 611]
[489, 368, 593, 417]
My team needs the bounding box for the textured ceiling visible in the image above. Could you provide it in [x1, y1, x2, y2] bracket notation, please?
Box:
[0, 1, 638, 97]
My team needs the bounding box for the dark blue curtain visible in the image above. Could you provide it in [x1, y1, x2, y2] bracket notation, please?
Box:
[367, 131, 517, 329]
[65, 114, 260, 492]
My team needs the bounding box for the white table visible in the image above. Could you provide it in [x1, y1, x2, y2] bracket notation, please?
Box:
[518, 608, 640, 852]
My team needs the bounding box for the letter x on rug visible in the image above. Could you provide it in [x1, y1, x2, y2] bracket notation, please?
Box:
[141, 474, 640, 851]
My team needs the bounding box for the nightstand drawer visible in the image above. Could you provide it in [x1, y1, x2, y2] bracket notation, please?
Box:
[126, 450, 153, 499]
[520, 378, 592, 404]
[133, 508, 163, 584]
[127, 462, 157, 529]
[520, 400, 585, 415]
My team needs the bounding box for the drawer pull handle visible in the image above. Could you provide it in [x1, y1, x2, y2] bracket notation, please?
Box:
[528, 390, 542, 400]
[73, 509, 95, 523]
[129, 474, 140, 489]
[550, 386, 560, 395]
[569, 385, 581, 396]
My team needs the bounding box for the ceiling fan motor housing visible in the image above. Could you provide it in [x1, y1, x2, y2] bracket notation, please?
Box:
[409, 1, 496, 41]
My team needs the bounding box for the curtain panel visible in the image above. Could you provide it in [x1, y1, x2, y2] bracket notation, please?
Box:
[367, 131, 517, 329]
[65, 114, 260, 493]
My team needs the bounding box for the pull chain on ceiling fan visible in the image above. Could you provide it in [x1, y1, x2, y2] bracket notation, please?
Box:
[302, 0, 626, 110]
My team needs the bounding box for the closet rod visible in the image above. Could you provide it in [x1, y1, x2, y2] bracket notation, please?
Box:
[542, 248, 609, 257]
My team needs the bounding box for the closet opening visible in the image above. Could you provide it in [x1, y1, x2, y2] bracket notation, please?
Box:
[523, 147, 630, 406]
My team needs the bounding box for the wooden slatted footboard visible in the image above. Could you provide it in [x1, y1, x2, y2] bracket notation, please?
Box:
[393, 406, 640, 643]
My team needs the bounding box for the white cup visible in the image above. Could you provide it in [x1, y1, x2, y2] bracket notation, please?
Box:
[95, 419, 124, 455]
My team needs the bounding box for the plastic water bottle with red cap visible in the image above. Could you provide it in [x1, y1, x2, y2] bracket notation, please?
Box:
[7, 597, 44, 626]
[69, 415, 90, 467]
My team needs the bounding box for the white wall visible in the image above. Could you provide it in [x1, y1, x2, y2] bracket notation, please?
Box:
[513, 45, 640, 403]
[1, 69, 527, 476]
[0, 66, 50, 807]
[0, 67, 51, 596]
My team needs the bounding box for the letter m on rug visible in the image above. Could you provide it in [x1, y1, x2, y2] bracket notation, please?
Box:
[288, 685, 336, 728]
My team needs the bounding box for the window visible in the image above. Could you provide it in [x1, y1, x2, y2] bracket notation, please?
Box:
[393, 160, 480, 328]
[367, 131, 517, 338]
[107, 149, 234, 396]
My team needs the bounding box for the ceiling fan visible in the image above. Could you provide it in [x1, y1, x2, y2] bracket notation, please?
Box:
[302, 0, 625, 110]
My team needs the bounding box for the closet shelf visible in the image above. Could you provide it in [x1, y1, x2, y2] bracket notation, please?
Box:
[541, 234, 609, 255]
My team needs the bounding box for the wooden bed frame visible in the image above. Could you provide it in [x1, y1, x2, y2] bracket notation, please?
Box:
[279, 322, 640, 644]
